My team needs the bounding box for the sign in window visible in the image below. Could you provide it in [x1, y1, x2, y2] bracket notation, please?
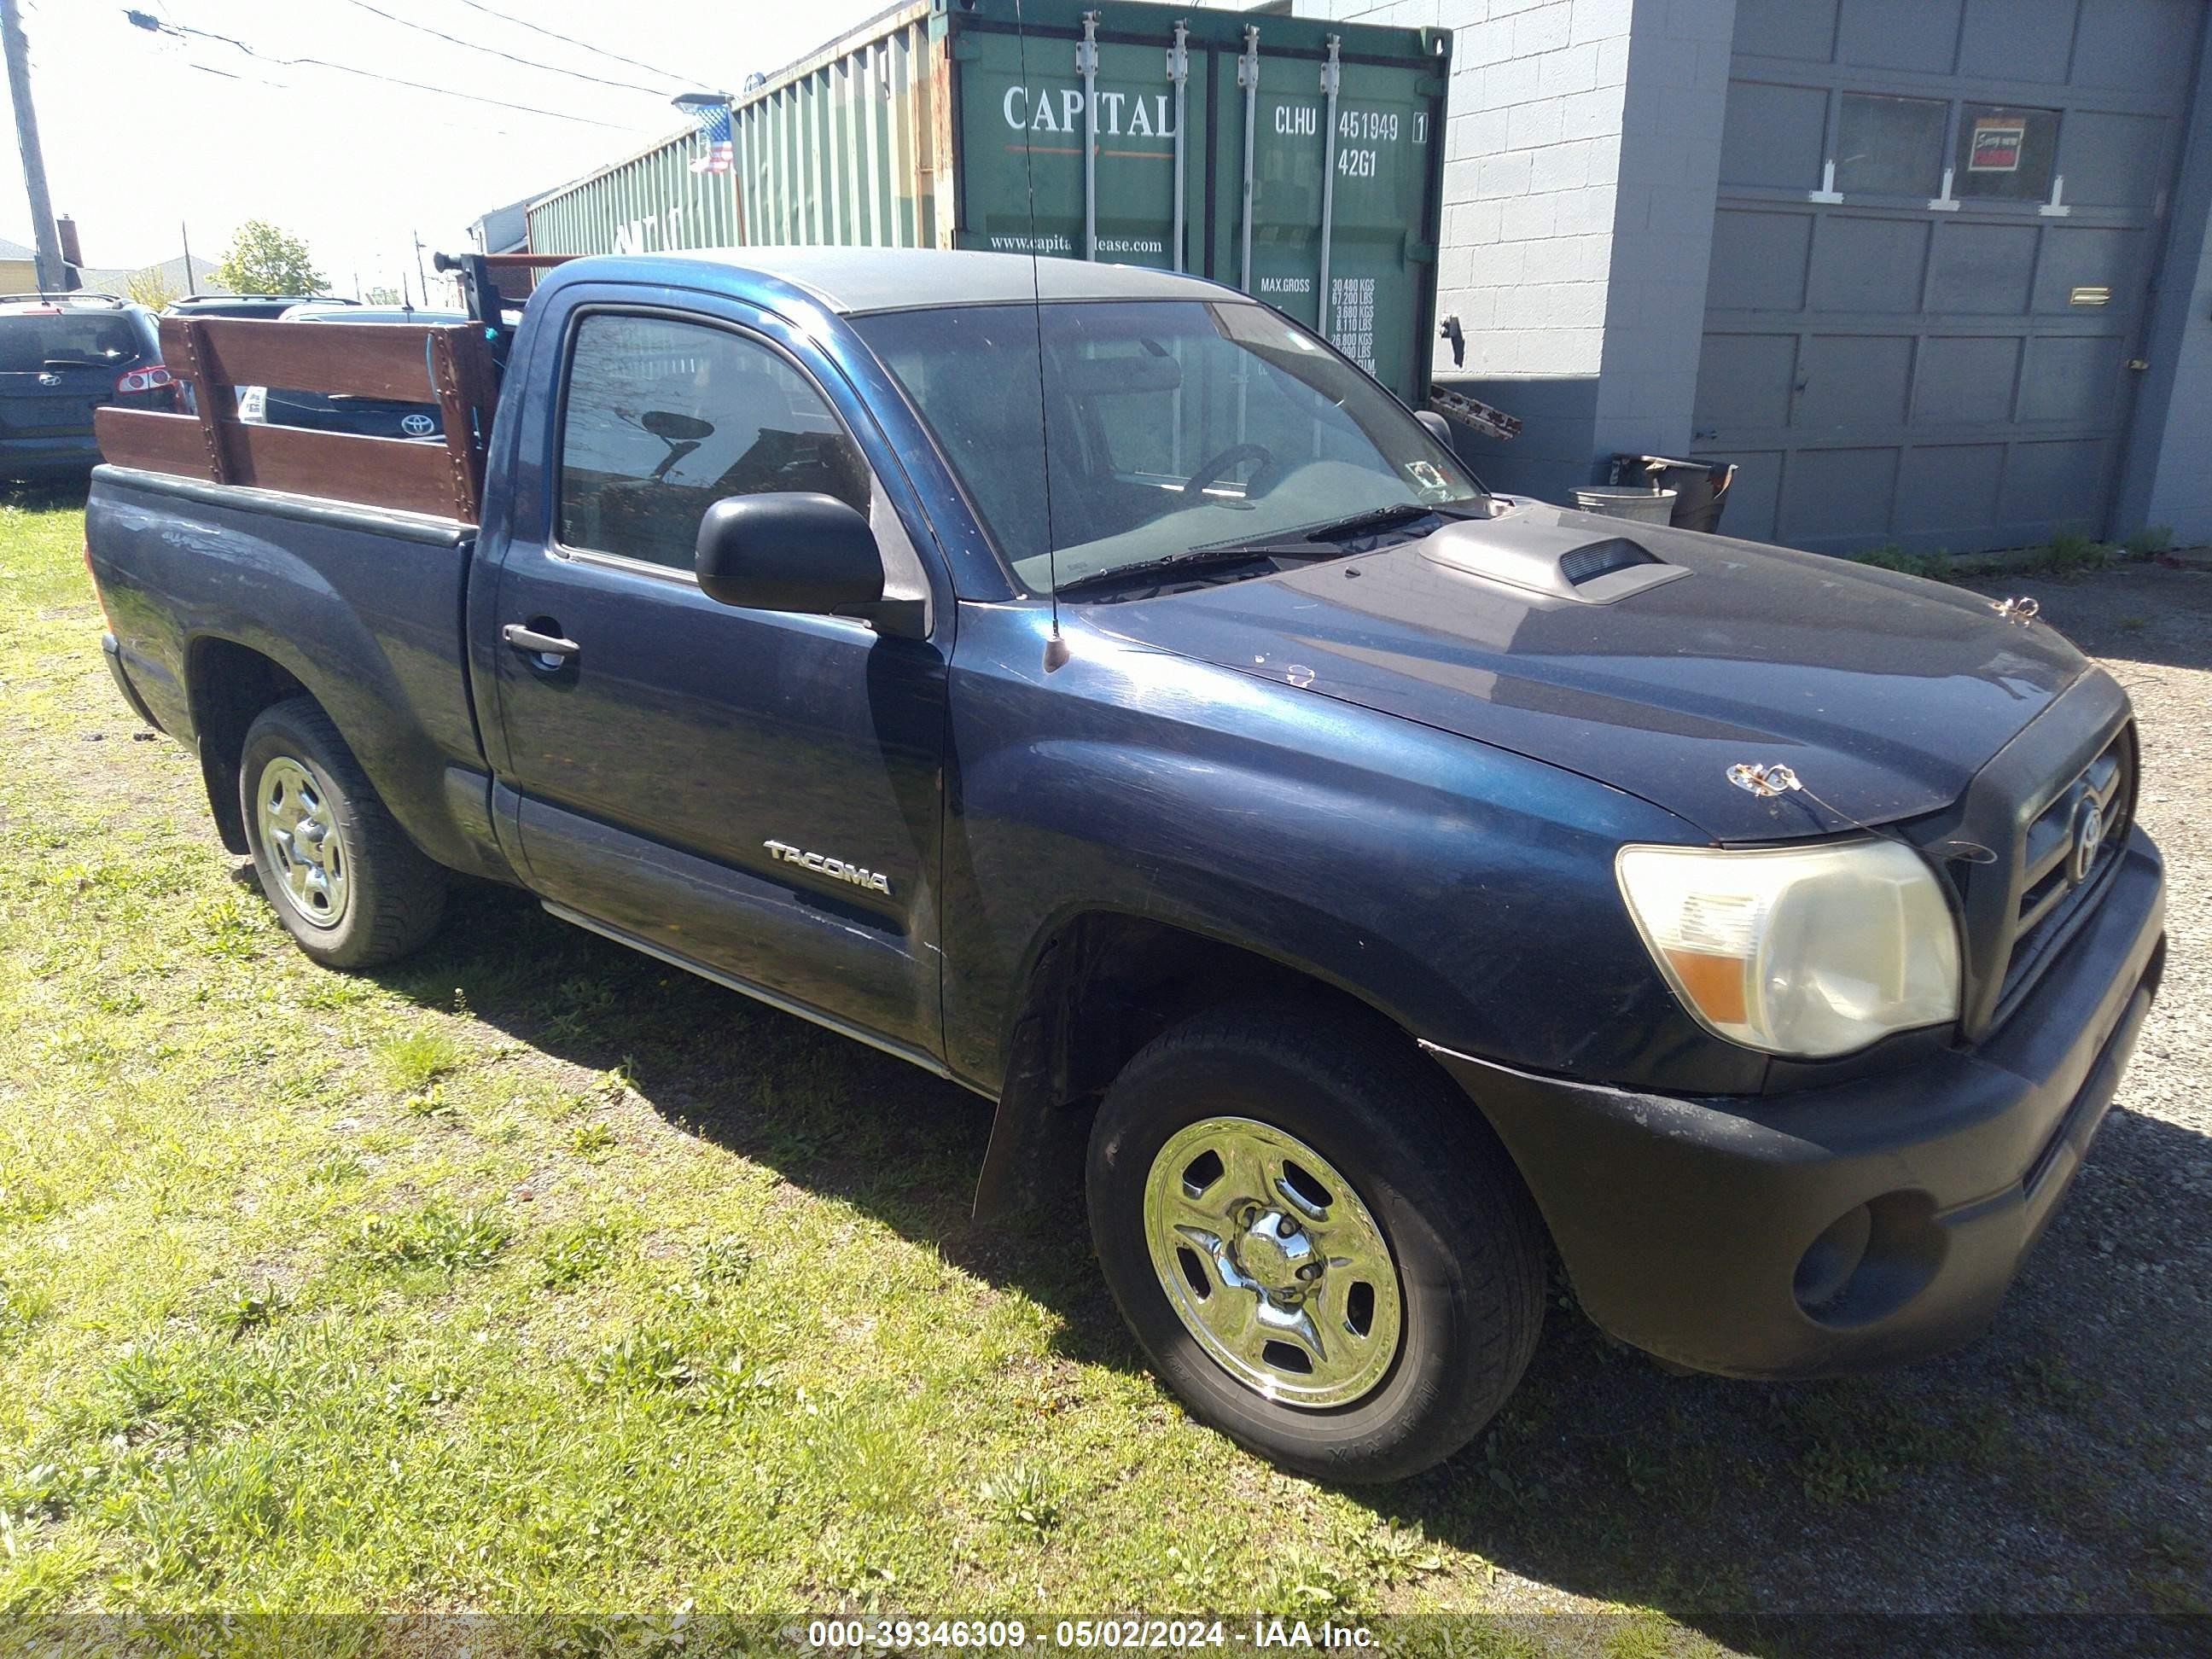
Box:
[1955, 106, 2059, 201]
[1970, 118, 2026, 172]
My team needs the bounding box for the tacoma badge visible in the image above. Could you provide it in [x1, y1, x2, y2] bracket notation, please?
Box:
[762, 839, 892, 895]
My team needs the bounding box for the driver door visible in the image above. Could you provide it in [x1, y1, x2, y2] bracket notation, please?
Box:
[484, 297, 951, 1065]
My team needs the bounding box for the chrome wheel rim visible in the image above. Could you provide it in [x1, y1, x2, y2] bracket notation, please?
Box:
[1142, 1115, 1403, 1409]
[254, 755, 350, 931]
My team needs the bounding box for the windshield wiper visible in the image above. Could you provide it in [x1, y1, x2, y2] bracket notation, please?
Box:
[1053, 541, 1342, 600]
[1056, 501, 1487, 601]
[1188, 499, 1478, 556]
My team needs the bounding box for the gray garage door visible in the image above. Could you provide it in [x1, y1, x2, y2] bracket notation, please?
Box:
[1693, 0, 2205, 554]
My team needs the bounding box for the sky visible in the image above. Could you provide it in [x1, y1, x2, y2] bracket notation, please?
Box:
[2, 0, 888, 299]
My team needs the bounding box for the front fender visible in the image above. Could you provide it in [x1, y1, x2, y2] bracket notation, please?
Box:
[940, 604, 1734, 1099]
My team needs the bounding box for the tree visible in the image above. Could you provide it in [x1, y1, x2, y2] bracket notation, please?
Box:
[212, 220, 326, 296]
[123, 266, 180, 310]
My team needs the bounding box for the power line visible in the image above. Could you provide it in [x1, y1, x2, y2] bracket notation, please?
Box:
[445, 0, 700, 90]
[331, 0, 676, 100]
[121, 10, 637, 129]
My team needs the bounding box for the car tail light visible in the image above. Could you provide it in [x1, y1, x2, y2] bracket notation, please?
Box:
[115, 364, 175, 395]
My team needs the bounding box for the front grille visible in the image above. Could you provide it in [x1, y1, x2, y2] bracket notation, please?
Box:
[1993, 723, 2135, 1016]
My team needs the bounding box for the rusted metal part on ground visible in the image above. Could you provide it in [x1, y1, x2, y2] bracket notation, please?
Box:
[1427, 383, 1522, 442]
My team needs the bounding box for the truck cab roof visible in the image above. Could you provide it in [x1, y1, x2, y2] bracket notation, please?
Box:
[542, 246, 1237, 317]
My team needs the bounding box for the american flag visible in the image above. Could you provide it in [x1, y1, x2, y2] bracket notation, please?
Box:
[689, 106, 734, 174]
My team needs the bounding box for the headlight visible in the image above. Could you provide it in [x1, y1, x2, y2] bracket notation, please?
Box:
[1615, 837, 1960, 1059]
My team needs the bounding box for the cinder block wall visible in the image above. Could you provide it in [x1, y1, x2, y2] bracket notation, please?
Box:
[1588, 0, 1733, 470]
[1300, 0, 1733, 502]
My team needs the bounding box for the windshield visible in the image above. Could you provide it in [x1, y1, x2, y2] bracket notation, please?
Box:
[0, 312, 147, 373]
[853, 300, 1482, 593]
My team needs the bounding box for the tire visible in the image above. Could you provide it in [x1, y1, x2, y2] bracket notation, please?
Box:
[1086, 1001, 1545, 1483]
[237, 696, 446, 969]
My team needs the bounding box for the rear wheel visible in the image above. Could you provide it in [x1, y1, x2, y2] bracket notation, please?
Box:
[1086, 1002, 1546, 1483]
[238, 697, 445, 969]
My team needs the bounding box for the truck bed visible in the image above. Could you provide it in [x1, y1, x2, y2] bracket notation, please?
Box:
[87, 467, 511, 883]
[94, 312, 500, 524]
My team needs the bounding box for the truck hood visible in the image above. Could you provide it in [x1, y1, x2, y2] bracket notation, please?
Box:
[1086, 502, 2090, 841]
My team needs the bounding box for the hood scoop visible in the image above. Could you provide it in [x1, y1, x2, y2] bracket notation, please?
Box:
[1420, 516, 1691, 605]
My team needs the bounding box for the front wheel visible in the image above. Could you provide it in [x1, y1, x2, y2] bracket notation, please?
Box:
[1086, 1003, 1546, 1483]
[238, 697, 446, 969]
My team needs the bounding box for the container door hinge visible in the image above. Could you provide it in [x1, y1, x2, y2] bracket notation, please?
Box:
[1167, 22, 1190, 273]
[1318, 37, 1342, 337]
[1078, 13, 1100, 260]
[1237, 25, 1260, 292]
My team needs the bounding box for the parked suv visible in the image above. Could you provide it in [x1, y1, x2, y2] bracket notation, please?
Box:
[236, 304, 465, 440]
[0, 293, 173, 480]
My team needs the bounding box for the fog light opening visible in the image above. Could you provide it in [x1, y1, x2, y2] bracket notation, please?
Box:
[1793, 1203, 1874, 1313]
[1792, 1190, 1946, 1327]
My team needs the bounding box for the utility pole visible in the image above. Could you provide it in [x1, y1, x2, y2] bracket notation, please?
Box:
[0, 0, 64, 292]
[181, 221, 195, 294]
[411, 230, 430, 307]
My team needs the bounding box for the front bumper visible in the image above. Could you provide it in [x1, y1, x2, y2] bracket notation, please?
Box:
[1427, 826, 2165, 1379]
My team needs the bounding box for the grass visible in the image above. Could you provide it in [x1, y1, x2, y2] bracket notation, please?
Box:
[1848, 544, 1954, 581]
[3, 488, 2202, 1639]
[1848, 524, 2181, 584]
[8, 488, 1541, 1623]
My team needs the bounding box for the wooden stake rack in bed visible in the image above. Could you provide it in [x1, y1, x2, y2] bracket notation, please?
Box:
[93, 315, 501, 524]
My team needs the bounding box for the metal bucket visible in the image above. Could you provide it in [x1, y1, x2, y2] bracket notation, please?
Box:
[1610, 455, 1738, 533]
[1573, 486, 1677, 525]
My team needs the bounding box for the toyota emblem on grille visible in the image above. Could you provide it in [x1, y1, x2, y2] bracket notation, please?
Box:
[2069, 796, 2105, 885]
[400, 412, 437, 437]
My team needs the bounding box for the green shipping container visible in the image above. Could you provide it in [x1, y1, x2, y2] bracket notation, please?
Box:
[524, 0, 1452, 404]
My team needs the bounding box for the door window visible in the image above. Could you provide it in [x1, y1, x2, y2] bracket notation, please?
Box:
[558, 313, 870, 571]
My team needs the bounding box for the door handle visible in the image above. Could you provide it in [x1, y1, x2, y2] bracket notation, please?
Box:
[502, 622, 579, 661]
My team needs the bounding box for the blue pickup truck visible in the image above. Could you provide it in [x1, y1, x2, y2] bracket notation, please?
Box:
[85, 248, 2165, 1481]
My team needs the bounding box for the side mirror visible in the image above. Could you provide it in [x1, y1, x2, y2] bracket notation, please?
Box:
[1415, 409, 1454, 449]
[695, 492, 888, 620]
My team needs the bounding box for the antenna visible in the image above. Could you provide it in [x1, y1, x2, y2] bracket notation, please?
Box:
[1011, 0, 1070, 671]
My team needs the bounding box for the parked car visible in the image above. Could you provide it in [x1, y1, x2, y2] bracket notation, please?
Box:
[0, 292, 173, 480]
[85, 248, 2165, 1483]
[164, 294, 361, 321]
[236, 304, 465, 439]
